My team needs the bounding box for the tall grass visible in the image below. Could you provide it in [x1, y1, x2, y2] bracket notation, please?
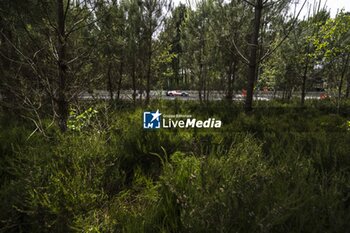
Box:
[0, 100, 349, 232]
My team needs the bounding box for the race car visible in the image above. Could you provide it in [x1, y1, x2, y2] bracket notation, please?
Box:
[166, 90, 189, 97]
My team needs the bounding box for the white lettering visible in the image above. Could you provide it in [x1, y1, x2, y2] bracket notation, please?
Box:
[215, 120, 222, 128]
[186, 119, 196, 127]
[203, 118, 211, 127]
[178, 120, 184, 127]
[162, 117, 222, 128]
[162, 119, 169, 128]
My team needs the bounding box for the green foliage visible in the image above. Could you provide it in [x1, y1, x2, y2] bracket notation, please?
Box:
[1, 101, 350, 232]
[153, 131, 350, 233]
[312, 12, 350, 60]
[67, 107, 99, 132]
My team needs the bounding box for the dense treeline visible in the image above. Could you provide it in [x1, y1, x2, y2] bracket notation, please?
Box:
[1, 0, 350, 129]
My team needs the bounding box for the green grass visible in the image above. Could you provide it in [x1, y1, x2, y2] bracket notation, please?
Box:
[0, 100, 350, 232]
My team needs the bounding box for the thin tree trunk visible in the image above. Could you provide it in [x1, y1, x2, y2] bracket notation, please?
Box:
[232, 62, 237, 97]
[107, 63, 113, 101]
[226, 61, 235, 100]
[337, 53, 350, 112]
[145, 50, 151, 105]
[203, 68, 207, 102]
[198, 54, 203, 103]
[117, 56, 124, 100]
[301, 62, 308, 106]
[175, 56, 180, 87]
[287, 89, 292, 100]
[245, 0, 263, 112]
[206, 73, 209, 102]
[139, 57, 143, 103]
[198, 19, 205, 104]
[339, 53, 349, 98]
[139, 72, 143, 102]
[132, 58, 137, 106]
[56, 3, 70, 229]
[145, 16, 152, 105]
[57, 0, 68, 133]
[273, 89, 277, 99]
[198, 70, 203, 103]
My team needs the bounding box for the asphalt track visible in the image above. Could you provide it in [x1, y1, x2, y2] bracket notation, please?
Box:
[78, 90, 326, 101]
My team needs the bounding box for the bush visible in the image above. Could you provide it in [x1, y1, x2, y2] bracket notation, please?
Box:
[155, 135, 350, 233]
[1, 101, 349, 232]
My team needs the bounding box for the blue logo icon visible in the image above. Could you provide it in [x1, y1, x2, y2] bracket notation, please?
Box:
[143, 110, 162, 129]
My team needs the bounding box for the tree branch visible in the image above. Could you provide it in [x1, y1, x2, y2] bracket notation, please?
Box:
[242, 0, 256, 7]
[63, 0, 71, 24]
[259, 0, 307, 62]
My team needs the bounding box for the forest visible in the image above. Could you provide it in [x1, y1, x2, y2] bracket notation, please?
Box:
[1, 0, 350, 232]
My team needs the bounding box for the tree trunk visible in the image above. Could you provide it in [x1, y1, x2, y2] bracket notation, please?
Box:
[203, 68, 207, 102]
[145, 15, 152, 105]
[198, 20, 205, 104]
[145, 49, 151, 105]
[57, 0, 68, 133]
[198, 47, 203, 103]
[107, 63, 114, 101]
[198, 61, 203, 103]
[205, 72, 209, 102]
[117, 56, 124, 100]
[198, 64, 203, 103]
[174, 56, 180, 87]
[139, 72, 143, 102]
[301, 62, 308, 106]
[282, 87, 286, 100]
[337, 53, 350, 112]
[245, 0, 263, 112]
[226, 61, 236, 100]
[132, 58, 137, 106]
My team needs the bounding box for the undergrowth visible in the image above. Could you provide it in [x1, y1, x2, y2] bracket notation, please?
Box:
[0, 100, 349, 232]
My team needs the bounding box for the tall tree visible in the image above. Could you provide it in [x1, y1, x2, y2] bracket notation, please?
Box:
[57, 0, 68, 132]
[244, 0, 263, 112]
[312, 11, 350, 109]
[240, 0, 305, 111]
[141, 0, 170, 105]
[1, 0, 102, 132]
